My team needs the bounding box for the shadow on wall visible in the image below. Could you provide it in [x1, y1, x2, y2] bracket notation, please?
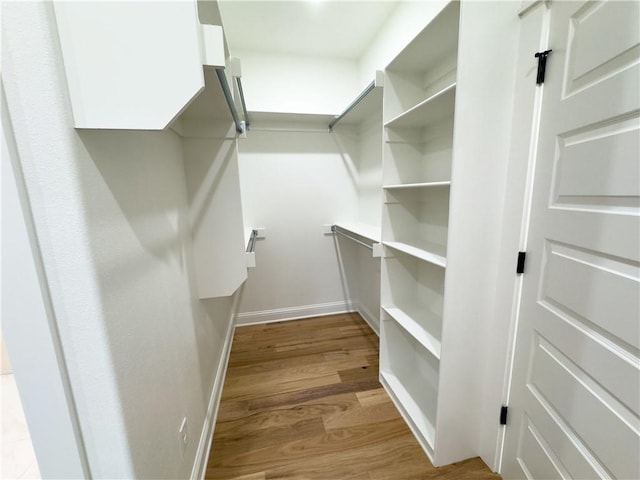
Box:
[74, 128, 217, 479]
[182, 136, 236, 238]
[77, 130, 185, 265]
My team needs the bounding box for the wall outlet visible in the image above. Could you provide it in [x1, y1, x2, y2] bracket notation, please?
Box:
[178, 417, 189, 457]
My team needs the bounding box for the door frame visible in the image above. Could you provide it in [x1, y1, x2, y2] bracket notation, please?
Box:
[476, 0, 553, 472]
[1, 83, 90, 478]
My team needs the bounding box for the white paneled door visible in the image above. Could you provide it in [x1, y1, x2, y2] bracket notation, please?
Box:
[502, 1, 640, 479]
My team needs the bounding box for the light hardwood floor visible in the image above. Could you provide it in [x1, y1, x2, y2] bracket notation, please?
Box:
[206, 313, 501, 480]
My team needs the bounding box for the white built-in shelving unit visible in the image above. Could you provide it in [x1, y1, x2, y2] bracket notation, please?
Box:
[379, 0, 460, 462]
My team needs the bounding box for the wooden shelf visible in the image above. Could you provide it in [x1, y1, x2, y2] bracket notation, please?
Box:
[385, 83, 456, 129]
[384, 241, 446, 268]
[384, 181, 451, 190]
[382, 305, 441, 359]
[334, 222, 381, 243]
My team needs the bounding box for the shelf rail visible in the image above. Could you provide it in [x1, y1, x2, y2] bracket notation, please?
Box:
[246, 229, 259, 253]
[328, 79, 376, 131]
[215, 68, 245, 134]
[331, 225, 373, 251]
[235, 76, 250, 130]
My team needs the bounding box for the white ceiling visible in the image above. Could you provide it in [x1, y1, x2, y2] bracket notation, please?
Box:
[217, 1, 399, 60]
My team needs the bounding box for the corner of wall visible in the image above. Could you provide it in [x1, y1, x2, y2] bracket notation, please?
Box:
[190, 290, 240, 480]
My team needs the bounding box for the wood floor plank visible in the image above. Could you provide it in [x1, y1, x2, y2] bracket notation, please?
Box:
[206, 313, 500, 480]
[221, 373, 342, 402]
[262, 433, 430, 480]
[356, 388, 390, 407]
[212, 417, 326, 457]
[322, 401, 400, 431]
[207, 419, 411, 479]
[215, 392, 360, 436]
[245, 376, 381, 411]
[224, 355, 371, 394]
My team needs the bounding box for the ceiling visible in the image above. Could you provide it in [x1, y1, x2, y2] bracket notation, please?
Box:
[217, 1, 399, 60]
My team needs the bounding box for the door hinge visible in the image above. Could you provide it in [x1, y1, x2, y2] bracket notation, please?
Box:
[500, 406, 509, 425]
[535, 49, 552, 85]
[517, 251, 526, 274]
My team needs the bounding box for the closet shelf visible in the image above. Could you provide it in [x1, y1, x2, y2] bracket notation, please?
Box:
[334, 222, 381, 243]
[385, 83, 456, 129]
[380, 371, 436, 449]
[382, 306, 442, 359]
[386, 1, 460, 75]
[384, 181, 451, 190]
[384, 241, 447, 268]
[329, 71, 384, 130]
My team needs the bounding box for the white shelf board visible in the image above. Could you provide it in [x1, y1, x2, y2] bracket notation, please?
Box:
[333, 86, 383, 127]
[386, 1, 460, 74]
[384, 241, 447, 268]
[382, 306, 441, 359]
[380, 371, 436, 450]
[334, 222, 381, 243]
[384, 181, 451, 190]
[385, 83, 456, 129]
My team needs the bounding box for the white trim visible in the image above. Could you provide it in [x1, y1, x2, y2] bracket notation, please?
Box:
[234, 300, 357, 326]
[518, 0, 549, 18]
[2, 84, 89, 478]
[190, 313, 236, 480]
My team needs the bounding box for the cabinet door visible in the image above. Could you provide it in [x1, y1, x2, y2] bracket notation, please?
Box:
[502, 2, 640, 478]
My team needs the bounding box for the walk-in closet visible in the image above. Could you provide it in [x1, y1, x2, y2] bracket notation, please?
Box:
[2, 0, 638, 479]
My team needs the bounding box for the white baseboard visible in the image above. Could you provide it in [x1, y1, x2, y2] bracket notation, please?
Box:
[357, 304, 380, 336]
[190, 315, 235, 480]
[234, 300, 357, 326]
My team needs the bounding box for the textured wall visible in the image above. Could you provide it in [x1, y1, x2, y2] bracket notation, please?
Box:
[2, 2, 234, 478]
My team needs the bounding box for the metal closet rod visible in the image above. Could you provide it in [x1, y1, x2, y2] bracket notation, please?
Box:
[246, 229, 259, 253]
[215, 68, 244, 134]
[328, 79, 376, 131]
[235, 77, 250, 129]
[331, 225, 373, 251]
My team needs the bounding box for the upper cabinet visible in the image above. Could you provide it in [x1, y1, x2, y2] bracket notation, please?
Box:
[53, 1, 225, 130]
[53, 1, 249, 299]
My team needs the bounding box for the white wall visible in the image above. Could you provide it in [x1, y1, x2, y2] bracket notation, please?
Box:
[235, 126, 361, 323]
[358, 0, 449, 87]
[356, 117, 383, 333]
[2, 2, 235, 478]
[356, 116, 383, 226]
[232, 49, 361, 115]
